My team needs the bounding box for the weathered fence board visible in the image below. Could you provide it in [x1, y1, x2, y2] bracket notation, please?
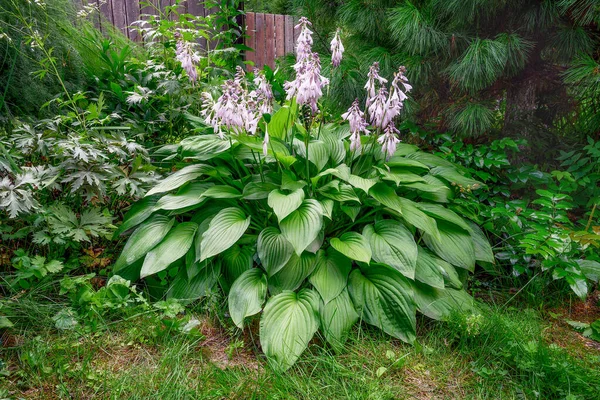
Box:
[83, 1, 298, 68]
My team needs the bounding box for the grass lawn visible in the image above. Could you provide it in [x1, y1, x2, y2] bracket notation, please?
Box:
[2, 290, 600, 399]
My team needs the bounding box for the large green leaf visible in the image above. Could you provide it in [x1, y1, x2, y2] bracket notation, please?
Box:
[417, 247, 462, 290]
[114, 215, 174, 272]
[348, 264, 416, 343]
[154, 183, 213, 211]
[141, 222, 198, 278]
[309, 250, 352, 304]
[268, 103, 297, 140]
[430, 166, 483, 189]
[348, 174, 379, 194]
[395, 197, 440, 239]
[198, 207, 251, 262]
[201, 185, 242, 199]
[318, 180, 361, 203]
[260, 289, 320, 371]
[180, 135, 232, 160]
[280, 199, 323, 255]
[294, 139, 330, 172]
[268, 188, 305, 222]
[466, 221, 495, 264]
[269, 252, 317, 294]
[578, 260, 600, 282]
[375, 167, 426, 186]
[257, 227, 294, 276]
[412, 281, 475, 320]
[221, 245, 254, 288]
[363, 220, 417, 278]
[167, 262, 221, 302]
[386, 156, 430, 173]
[417, 203, 471, 232]
[114, 196, 159, 236]
[320, 289, 359, 353]
[330, 232, 371, 264]
[229, 269, 268, 328]
[243, 181, 280, 200]
[146, 164, 210, 196]
[422, 222, 475, 271]
[369, 183, 403, 212]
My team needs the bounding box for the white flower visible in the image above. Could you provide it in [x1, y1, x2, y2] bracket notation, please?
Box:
[342, 99, 369, 151]
[330, 29, 344, 68]
[368, 87, 389, 129]
[378, 125, 400, 160]
[175, 32, 200, 83]
[349, 131, 361, 152]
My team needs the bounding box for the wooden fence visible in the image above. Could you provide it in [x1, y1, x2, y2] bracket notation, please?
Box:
[83, 1, 297, 69]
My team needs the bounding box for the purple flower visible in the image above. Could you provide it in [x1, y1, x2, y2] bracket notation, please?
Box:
[284, 18, 329, 114]
[364, 62, 387, 108]
[330, 29, 344, 68]
[367, 87, 389, 129]
[263, 126, 270, 157]
[175, 32, 200, 83]
[378, 124, 400, 160]
[342, 99, 369, 151]
[253, 69, 274, 114]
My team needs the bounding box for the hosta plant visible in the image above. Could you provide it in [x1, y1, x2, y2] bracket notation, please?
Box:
[114, 18, 493, 371]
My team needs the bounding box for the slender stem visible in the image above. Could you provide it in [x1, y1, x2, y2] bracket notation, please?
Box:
[585, 202, 597, 232]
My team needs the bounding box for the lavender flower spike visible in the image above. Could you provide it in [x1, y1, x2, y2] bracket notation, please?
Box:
[175, 31, 200, 83]
[378, 124, 401, 160]
[330, 29, 344, 68]
[364, 62, 388, 108]
[342, 99, 369, 151]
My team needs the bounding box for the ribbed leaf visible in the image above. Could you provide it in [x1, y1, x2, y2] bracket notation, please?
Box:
[180, 135, 232, 160]
[429, 166, 483, 189]
[309, 250, 352, 304]
[348, 263, 416, 343]
[415, 247, 444, 289]
[229, 269, 268, 328]
[243, 181, 280, 200]
[114, 215, 174, 272]
[417, 203, 471, 231]
[269, 252, 317, 294]
[167, 262, 221, 302]
[280, 199, 323, 255]
[369, 183, 403, 211]
[330, 232, 371, 264]
[146, 164, 210, 196]
[141, 222, 198, 278]
[221, 245, 254, 288]
[257, 227, 294, 276]
[467, 220, 495, 264]
[363, 220, 417, 278]
[413, 281, 475, 320]
[396, 197, 440, 239]
[198, 207, 251, 262]
[260, 289, 320, 372]
[154, 183, 213, 211]
[348, 174, 379, 193]
[114, 196, 159, 236]
[422, 222, 475, 271]
[320, 289, 359, 353]
[417, 247, 462, 290]
[201, 185, 242, 199]
[318, 180, 361, 203]
[268, 188, 305, 222]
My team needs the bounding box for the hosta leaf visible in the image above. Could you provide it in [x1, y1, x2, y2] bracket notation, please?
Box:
[422, 222, 475, 271]
[340, 205, 361, 221]
[412, 281, 475, 320]
[375, 167, 426, 186]
[348, 263, 416, 344]
[309, 250, 352, 304]
[321, 199, 334, 219]
[114, 196, 160, 236]
[318, 180, 361, 203]
[146, 164, 210, 196]
[386, 156, 430, 173]
[258, 227, 294, 276]
[578, 260, 600, 282]
[268, 188, 305, 222]
[269, 252, 317, 294]
[369, 183, 403, 212]
[330, 232, 372, 264]
[320, 289, 358, 353]
[466, 221, 495, 264]
[221, 245, 254, 287]
[430, 166, 483, 189]
[180, 135, 232, 160]
[406, 152, 455, 168]
[202, 185, 242, 199]
[229, 269, 268, 328]
[363, 220, 417, 278]
[114, 215, 174, 272]
[401, 175, 453, 203]
[199, 207, 251, 262]
[280, 199, 323, 255]
[168, 262, 221, 302]
[243, 181, 280, 200]
[154, 183, 213, 211]
[348, 174, 379, 194]
[415, 247, 445, 289]
[141, 222, 198, 278]
[260, 289, 320, 372]
[396, 197, 440, 239]
[417, 203, 471, 232]
[294, 140, 330, 172]
[268, 103, 297, 140]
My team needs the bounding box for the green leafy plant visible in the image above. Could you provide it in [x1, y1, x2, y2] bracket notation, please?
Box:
[9, 249, 63, 290]
[113, 20, 493, 371]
